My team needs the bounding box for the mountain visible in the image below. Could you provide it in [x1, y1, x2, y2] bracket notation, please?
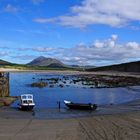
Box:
[27, 56, 67, 68]
[87, 61, 140, 72]
[0, 59, 12, 65]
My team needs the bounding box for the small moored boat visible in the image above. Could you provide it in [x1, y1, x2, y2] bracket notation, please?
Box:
[64, 100, 97, 110]
[18, 94, 35, 110]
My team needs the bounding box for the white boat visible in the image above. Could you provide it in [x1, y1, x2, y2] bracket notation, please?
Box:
[18, 94, 35, 110]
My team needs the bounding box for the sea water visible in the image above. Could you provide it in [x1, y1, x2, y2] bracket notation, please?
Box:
[10, 72, 140, 109]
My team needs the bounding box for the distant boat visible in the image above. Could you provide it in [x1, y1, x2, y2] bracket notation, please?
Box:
[64, 100, 97, 110]
[18, 94, 35, 110]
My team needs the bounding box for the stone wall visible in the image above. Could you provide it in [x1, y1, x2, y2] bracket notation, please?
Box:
[0, 72, 9, 97]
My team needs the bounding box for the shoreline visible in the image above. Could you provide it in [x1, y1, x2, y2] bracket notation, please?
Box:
[0, 99, 140, 139]
[0, 68, 140, 78]
[0, 98, 140, 120]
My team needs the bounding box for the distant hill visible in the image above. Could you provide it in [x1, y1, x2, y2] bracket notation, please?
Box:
[87, 61, 140, 72]
[27, 56, 67, 68]
[0, 59, 12, 65]
[69, 65, 96, 69]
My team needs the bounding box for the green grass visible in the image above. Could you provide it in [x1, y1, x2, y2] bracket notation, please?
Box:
[0, 64, 81, 71]
[0, 97, 17, 107]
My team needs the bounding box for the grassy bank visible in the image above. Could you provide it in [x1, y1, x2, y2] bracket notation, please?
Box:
[0, 64, 79, 71]
[0, 97, 17, 107]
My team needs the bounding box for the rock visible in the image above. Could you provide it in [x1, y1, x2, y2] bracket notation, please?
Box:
[30, 82, 48, 88]
[59, 84, 64, 88]
[49, 85, 54, 88]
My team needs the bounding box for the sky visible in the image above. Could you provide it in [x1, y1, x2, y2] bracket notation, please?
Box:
[0, 0, 140, 66]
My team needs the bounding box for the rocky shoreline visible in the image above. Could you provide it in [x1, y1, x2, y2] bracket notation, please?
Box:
[28, 73, 140, 89]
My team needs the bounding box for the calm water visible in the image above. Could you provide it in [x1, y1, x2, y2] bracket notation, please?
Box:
[10, 72, 140, 109]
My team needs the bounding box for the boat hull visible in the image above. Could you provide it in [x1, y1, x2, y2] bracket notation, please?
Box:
[18, 105, 34, 111]
[64, 100, 97, 110]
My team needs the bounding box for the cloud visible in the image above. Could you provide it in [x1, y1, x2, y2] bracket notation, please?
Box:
[12, 55, 36, 60]
[0, 51, 8, 56]
[31, 0, 44, 5]
[0, 45, 10, 49]
[34, 18, 57, 23]
[4, 4, 18, 13]
[21, 34, 139, 65]
[17, 46, 54, 52]
[32, 47, 54, 52]
[13, 29, 46, 34]
[34, 0, 140, 28]
[8, 35, 140, 65]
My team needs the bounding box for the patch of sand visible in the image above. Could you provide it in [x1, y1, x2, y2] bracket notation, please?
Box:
[0, 68, 140, 77]
[0, 68, 20, 72]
